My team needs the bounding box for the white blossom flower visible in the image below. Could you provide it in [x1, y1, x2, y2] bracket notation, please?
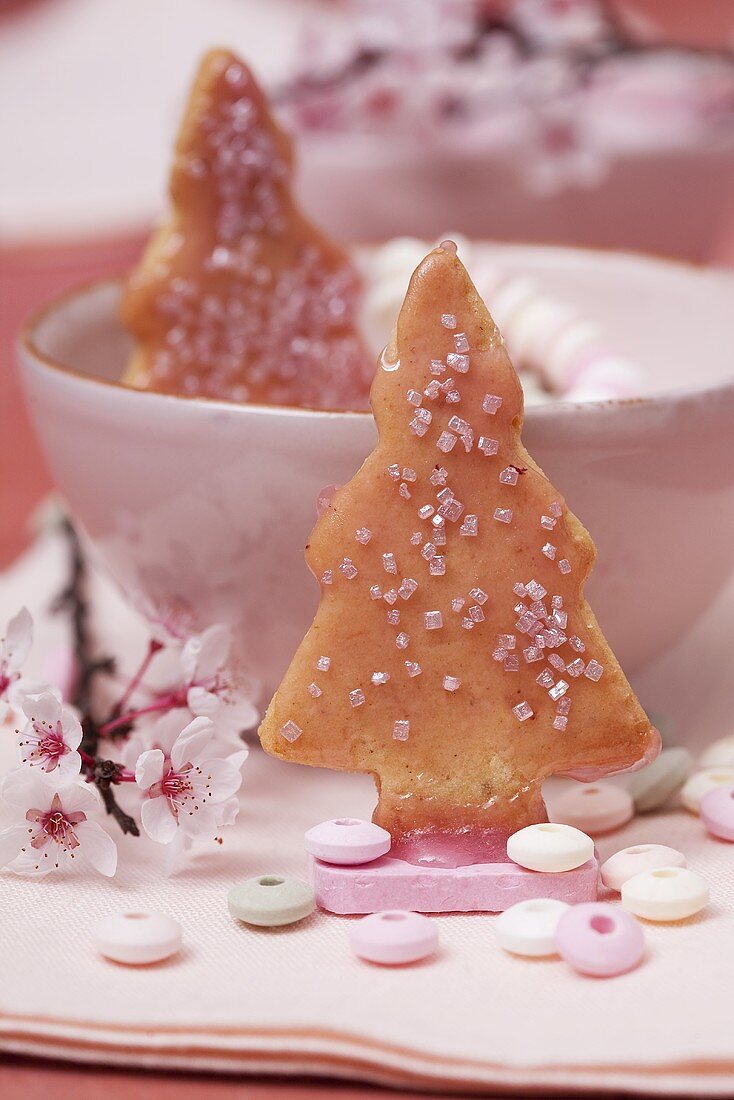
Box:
[150, 624, 259, 741]
[0, 608, 33, 721]
[135, 715, 243, 845]
[0, 769, 117, 877]
[121, 709, 248, 775]
[17, 691, 83, 776]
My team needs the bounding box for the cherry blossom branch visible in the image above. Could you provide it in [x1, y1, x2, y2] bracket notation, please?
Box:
[106, 637, 163, 723]
[98, 694, 181, 738]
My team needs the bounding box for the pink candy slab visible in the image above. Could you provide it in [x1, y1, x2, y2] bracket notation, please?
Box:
[310, 852, 599, 915]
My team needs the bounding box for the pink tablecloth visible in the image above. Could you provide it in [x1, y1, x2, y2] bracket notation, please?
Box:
[0, 532, 733, 1095]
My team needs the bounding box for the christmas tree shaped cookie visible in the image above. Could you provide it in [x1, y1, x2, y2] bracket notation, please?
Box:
[260, 243, 659, 855]
[120, 49, 371, 410]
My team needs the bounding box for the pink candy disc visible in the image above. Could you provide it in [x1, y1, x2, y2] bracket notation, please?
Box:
[305, 818, 391, 865]
[601, 844, 686, 893]
[700, 784, 734, 842]
[350, 910, 438, 965]
[555, 902, 645, 978]
[551, 782, 634, 835]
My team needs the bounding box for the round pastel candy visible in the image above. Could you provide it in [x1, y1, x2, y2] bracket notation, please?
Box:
[93, 911, 182, 965]
[621, 867, 709, 922]
[601, 844, 687, 893]
[700, 784, 734, 842]
[626, 748, 693, 814]
[228, 875, 315, 927]
[350, 910, 438, 966]
[681, 768, 734, 814]
[304, 818, 391, 865]
[700, 735, 734, 769]
[551, 782, 634, 835]
[507, 822, 594, 873]
[495, 898, 569, 957]
[555, 902, 645, 978]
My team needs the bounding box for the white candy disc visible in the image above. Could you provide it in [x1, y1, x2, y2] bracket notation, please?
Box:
[681, 768, 734, 814]
[700, 736, 734, 769]
[507, 822, 594, 873]
[93, 911, 182, 965]
[601, 844, 687, 893]
[621, 867, 709, 922]
[495, 898, 570, 957]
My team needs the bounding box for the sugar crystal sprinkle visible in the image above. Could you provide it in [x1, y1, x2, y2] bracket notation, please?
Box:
[355, 527, 372, 545]
[525, 580, 547, 601]
[536, 669, 554, 688]
[494, 508, 513, 524]
[446, 352, 469, 373]
[550, 502, 563, 517]
[383, 589, 398, 605]
[281, 720, 303, 743]
[424, 610, 443, 630]
[542, 543, 556, 560]
[443, 675, 461, 692]
[410, 417, 430, 438]
[497, 634, 516, 650]
[441, 313, 457, 329]
[321, 570, 333, 585]
[383, 552, 397, 574]
[410, 531, 422, 545]
[308, 683, 322, 698]
[584, 659, 604, 682]
[370, 585, 382, 600]
[339, 557, 358, 579]
[405, 661, 422, 677]
[316, 656, 331, 672]
[504, 655, 519, 672]
[399, 578, 418, 600]
[549, 680, 569, 701]
[558, 559, 572, 575]
[557, 697, 572, 716]
[418, 505, 435, 520]
[437, 431, 457, 454]
[387, 464, 400, 480]
[421, 542, 437, 561]
[566, 658, 585, 677]
[470, 587, 488, 604]
[479, 436, 499, 456]
[453, 333, 469, 353]
[541, 515, 556, 530]
[430, 359, 445, 375]
[399, 483, 411, 499]
[372, 672, 390, 685]
[429, 556, 446, 576]
[430, 466, 448, 486]
[482, 394, 502, 415]
[460, 515, 478, 537]
[433, 527, 446, 545]
[523, 646, 543, 663]
[407, 389, 423, 406]
[553, 715, 568, 732]
[403, 467, 417, 482]
[396, 632, 409, 649]
[393, 719, 410, 741]
[569, 636, 586, 653]
[452, 597, 465, 612]
[469, 605, 485, 623]
[499, 467, 519, 486]
[513, 701, 534, 723]
[349, 689, 365, 708]
[387, 609, 400, 625]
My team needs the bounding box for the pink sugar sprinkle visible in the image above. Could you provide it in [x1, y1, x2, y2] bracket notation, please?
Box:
[410, 417, 430, 438]
[537, 669, 554, 688]
[383, 589, 398, 605]
[499, 467, 519, 486]
[462, 618, 474, 630]
[542, 543, 557, 560]
[479, 437, 499, 457]
[438, 499, 464, 523]
[387, 464, 400, 480]
[470, 587, 488, 604]
[308, 683, 322, 698]
[349, 689, 365, 708]
[553, 715, 568, 731]
[405, 661, 422, 677]
[552, 595, 563, 609]
[281, 720, 303, 743]
[548, 654, 566, 672]
[403, 467, 417, 482]
[418, 505, 435, 520]
[424, 380, 442, 400]
[549, 680, 569, 701]
[355, 527, 372, 545]
[441, 313, 457, 330]
[557, 697, 572, 716]
[424, 610, 443, 630]
[410, 532, 422, 545]
[437, 431, 457, 454]
[460, 515, 478, 537]
[396, 632, 409, 649]
[550, 502, 563, 517]
[516, 611, 538, 634]
[436, 487, 454, 504]
[446, 352, 469, 373]
[339, 558, 358, 580]
[558, 559, 572, 575]
[504, 655, 519, 672]
[523, 646, 543, 663]
[482, 394, 502, 415]
[407, 389, 423, 406]
[430, 359, 445, 375]
[497, 634, 516, 650]
[316, 656, 331, 671]
[513, 701, 533, 723]
[452, 597, 465, 612]
[469, 605, 485, 623]
[430, 466, 448, 486]
[431, 514, 445, 529]
[448, 415, 470, 436]
[445, 390, 461, 404]
[370, 585, 382, 600]
[541, 515, 556, 530]
[443, 675, 461, 692]
[393, 719, 410, 741]
[399, 483, 412, 499]
[513, 582, 527, 598]
[453, 333, 469, 353]
[584, 659, 604, 682]
[372, 671, 390, 685]
[494, 508, 513, 524]
[399, 578, 418, 600]
[387, 609, 400, 625]
[569, 636, 586, 652]
[525, 580, 547, 601]
[321, 570, 333, 585]
[421, 542, 437, 561]
[429, 556, 446, 576]
[383, 552, 397, 574]
[566, 658, 585, 677]
[434, 527, 446, 545]
[553, 609, 568, 629]
[492, 647, 506, 662]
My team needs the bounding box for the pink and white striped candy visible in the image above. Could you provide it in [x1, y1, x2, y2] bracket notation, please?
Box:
[305, 818, 391, 865]
[555, 902, 645, 978]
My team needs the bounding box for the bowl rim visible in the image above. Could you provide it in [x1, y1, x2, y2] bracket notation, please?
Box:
[18, 244, 734, 423]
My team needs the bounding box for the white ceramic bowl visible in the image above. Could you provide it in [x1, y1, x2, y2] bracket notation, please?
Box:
[18, 245, 734, 702]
